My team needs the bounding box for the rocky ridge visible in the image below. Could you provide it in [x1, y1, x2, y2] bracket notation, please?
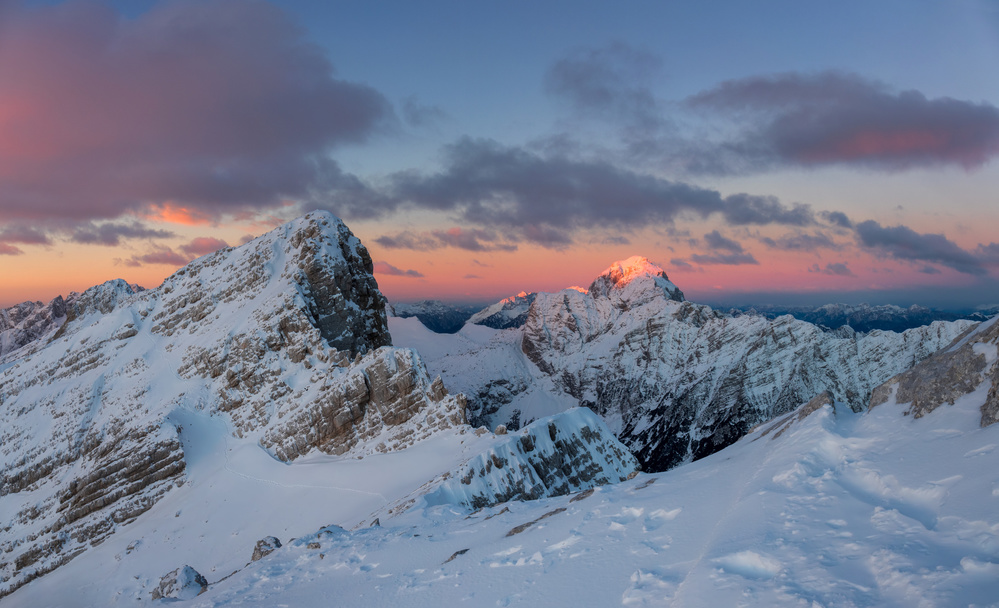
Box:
[0, 211, 465, 597]
[369, 407, 639, 520]
[869, 315, 999, 426]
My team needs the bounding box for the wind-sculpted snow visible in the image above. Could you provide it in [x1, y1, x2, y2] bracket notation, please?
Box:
[870, 314, 999, 426]
[395, 257, 976, 473]
[0, 211, 464, 598]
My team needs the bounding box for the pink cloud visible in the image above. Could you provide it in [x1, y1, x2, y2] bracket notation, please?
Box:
[126, 246, 189, 267]
[180, 237, 230, 257]
[373, 261, 424, 278]
[0, 0, 389, 223]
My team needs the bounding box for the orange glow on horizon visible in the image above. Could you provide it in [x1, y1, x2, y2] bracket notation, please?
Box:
[143, 203, 214, 226]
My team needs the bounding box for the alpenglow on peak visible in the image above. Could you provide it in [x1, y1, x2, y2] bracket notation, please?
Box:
[588, 256, 684, 302]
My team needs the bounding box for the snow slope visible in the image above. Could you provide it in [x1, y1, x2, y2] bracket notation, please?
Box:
[16, 358, 993, 607]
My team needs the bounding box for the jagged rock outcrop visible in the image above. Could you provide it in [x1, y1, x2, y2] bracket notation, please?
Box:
[869, 315, 999, 426]
[468, 292, 538, 330]
[0, 296, 70, 361]
[0, 211, 465, 598]
[252, 537, 283, 562]
[400, 257, 976, 474]
[150, 565, 208, 600]
[373, 408, 639, 518]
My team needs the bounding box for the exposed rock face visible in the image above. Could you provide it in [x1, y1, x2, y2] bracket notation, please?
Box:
[869, 315, 999, 426]
[468, 292, 538, 330]
[0, 211, 464, 598]
[421, 408, 639, 510]
[402, 258, 976, 474]
[252, 537, 283, 562]
[0, 296, 70, 361]
[150, 565, 208, 600]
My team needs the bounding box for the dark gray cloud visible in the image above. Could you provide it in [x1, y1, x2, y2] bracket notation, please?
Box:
[401, 96, 448, 128]
[686, 71, 999, 172]
[124, 246, 188, 267]
[0, 225, 52, 246]
[689, 252, 759, 266]
[463, 274, 482, 280]
[375, 227, 517, 252]
[351, 138, 814, 248]
[544, 42, 664, 132]
[71, 222, 175, 246]
[179, 237, 230, 257]
[808, 262, 855, 277]
[721, 194, 815, 226]
[669, 258, 695, 271]
[761, 231, 840, 252]
[820, 210, 854, 229]
[372, 261, 424, 278]
[0, 0, 391, 223]
[975, 243, 999, 265]
[855, 220, 987, 275]
[919, 265, 942, 275]
[703, 230, 745, 253]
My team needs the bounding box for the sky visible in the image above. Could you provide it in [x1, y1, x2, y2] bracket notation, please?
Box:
[1, 0, 998, 309]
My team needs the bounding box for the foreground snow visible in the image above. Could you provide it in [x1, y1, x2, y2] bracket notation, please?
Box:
[200, 393, 999, 607]
[11, 373, 997, 606]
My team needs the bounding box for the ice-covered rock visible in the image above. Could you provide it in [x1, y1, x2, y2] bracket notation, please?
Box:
[870, 314, 999, 426]
[0, 211, 465, 598]
[150, 565, 207, 600]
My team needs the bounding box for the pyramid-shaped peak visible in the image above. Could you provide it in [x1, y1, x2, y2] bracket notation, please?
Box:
[589, 256, 684, 302]
[599, 256, 667, 284]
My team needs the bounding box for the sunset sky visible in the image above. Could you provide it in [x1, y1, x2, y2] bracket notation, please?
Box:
[1, 0, 998, 309]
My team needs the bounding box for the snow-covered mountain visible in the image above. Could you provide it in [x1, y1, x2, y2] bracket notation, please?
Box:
[390, 300, 479, 334]
[0, 212, 467, 597]
[467, 291, 537, 329]
[15, 318, 998, 607]
[391, 256, 977, 472]
[5, 220, 998, 606]
[0, 211, 640, 602]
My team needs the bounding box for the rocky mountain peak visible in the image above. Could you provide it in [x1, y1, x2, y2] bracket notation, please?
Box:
[0, 211, 461, 598]
[588, 256, 684, 303]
